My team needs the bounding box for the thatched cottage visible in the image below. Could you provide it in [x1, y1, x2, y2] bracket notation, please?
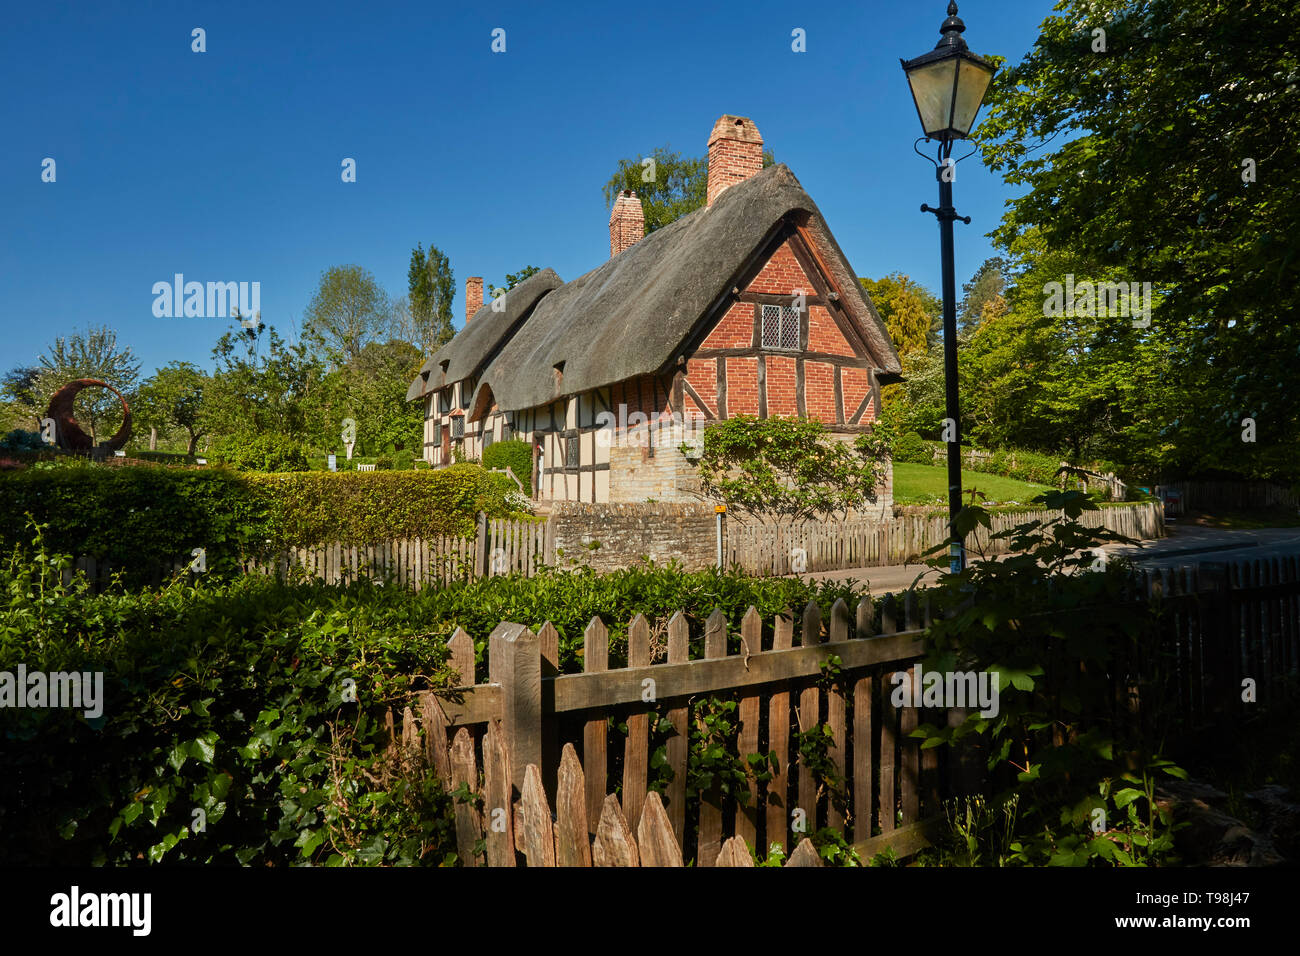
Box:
[406, 115, 902, 504]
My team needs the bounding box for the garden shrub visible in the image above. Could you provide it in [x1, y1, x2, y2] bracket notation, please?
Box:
[0, 530, 863, 865]
[0, 463, 530, 580]
[893, 432, 933, 464]
[210, 433, 310, 472]
[0, 536, 460, 866]
[913, 491, 1188, 866]
[481, 439, 533, 494]
[0, 429, 46, 453]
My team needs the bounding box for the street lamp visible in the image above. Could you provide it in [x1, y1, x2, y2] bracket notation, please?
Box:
[901, 1, 997, 574]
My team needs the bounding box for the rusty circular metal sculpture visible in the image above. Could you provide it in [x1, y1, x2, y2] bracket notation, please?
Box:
[44, 378, 133, 452]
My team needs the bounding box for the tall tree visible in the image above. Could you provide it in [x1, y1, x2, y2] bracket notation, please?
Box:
[407, 244, 455, 353]
[135, 362, 211, 455]
[30, 326, 141, 442]
[602, 146, 775, 234]
[859, 274, 941, 359]
[302, 265, 391, 366]
[978, 0, 1300, 480]
[206, 321, 317, 442]
[959, 256, 1009, 332]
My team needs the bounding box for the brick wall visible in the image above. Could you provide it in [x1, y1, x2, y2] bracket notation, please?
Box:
[766, 355, 797, 415]
[804, 361, 836, 423]
[699, 301, 753, 349]
[550, 501, 719, 572]
[807, 305, 855, 355]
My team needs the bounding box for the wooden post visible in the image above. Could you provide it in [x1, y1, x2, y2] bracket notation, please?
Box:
[488, 622, 541, 791]
[736, 607, 763, 849]
[623, 614, 652, 835]
[583, 617, 610, 833]
[697, 608, 728, 867]
[665, 612, 690, 855]
[766, 609, 794, 854]
[474, 511, 489, 578]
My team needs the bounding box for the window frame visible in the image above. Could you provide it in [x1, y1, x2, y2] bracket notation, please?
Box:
[760, 303, 802, 352]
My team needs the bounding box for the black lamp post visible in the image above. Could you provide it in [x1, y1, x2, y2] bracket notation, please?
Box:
[901, 2, 997, 573]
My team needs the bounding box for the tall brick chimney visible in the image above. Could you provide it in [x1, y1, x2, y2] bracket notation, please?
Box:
[609, 190, 645, 257]
[707, 115, 763, 206]
[465, 277, 483, 322]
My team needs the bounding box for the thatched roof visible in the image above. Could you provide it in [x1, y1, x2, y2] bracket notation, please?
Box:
[405, 268, 563, 401]
[410, 163, 901, 413]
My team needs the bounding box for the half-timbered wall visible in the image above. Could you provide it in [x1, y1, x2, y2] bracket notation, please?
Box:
[681, 228, 881, 431]
[419, 225, 887, 505]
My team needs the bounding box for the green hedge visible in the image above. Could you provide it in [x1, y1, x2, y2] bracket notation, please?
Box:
[0, 551, 862, 864]
[0, 463, 524, 581]
[482, 439, 533, 495]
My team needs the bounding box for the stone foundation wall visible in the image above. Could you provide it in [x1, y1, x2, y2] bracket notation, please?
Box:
[549, 501, 719, 572]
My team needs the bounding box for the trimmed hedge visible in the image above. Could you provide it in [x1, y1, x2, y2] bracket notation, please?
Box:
[0, 463, 525, 581]
[482, 439, 533, 495]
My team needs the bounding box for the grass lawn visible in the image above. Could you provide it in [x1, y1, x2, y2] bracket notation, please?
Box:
[892, 461, 1057, 507]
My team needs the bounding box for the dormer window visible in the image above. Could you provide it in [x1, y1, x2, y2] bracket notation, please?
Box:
[761, 303, 801, 351]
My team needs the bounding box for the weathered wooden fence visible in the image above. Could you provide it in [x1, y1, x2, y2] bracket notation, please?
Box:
[66, 513, 553, 591]
[64, 501, 1165, 589]
[1162, 480, 1300, 513]
[391, 553, 1300, 866]
[398, 591, 977, 866]
[727, 501, 1164, 575]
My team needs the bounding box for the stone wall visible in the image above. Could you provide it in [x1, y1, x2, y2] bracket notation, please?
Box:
[607, 421, 704, 503]
[549, 501, 719, 572]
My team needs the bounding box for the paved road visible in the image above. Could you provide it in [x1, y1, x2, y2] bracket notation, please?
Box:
[794, 522, 1300, 594]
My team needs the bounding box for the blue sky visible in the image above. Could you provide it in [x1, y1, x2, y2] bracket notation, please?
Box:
[0, 0, 1055, 378]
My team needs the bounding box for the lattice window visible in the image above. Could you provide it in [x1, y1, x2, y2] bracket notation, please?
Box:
[450, 416, 464, 439]
[761, 303, 801, 351]
[565, 434, 580, 468]
[483, 431, 494, 452]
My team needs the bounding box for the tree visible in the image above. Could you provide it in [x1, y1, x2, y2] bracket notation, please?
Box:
[859, 274, 940, 360]
[30, 326, 141, 443]
[302, 265, 392, 366]
[206, 321, 317, 444]
[135, 362, 211, 454]
[692, 416, 891, 524]
[959, 257, 1009, 332]
[978, 0, 1300, 480]
[959, 229, 1172, 470]
[489, 265, 541, 299]
[304, 340, 424, 456]
[602, 146, 775, 234]
[407, 245, 455, 353]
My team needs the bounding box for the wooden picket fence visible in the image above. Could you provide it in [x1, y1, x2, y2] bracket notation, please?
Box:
[240, 515, 553, 585]
[727, 501, 1164, 575]
[66, 513, 553, 592]
[393, 591, 979, 866]
[386, 550, 1300, 866]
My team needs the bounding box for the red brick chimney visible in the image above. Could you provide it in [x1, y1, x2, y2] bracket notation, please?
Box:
[707, 115, 763, 206]
[609, 190, 645, 257]
[465, 277, 483, 322]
